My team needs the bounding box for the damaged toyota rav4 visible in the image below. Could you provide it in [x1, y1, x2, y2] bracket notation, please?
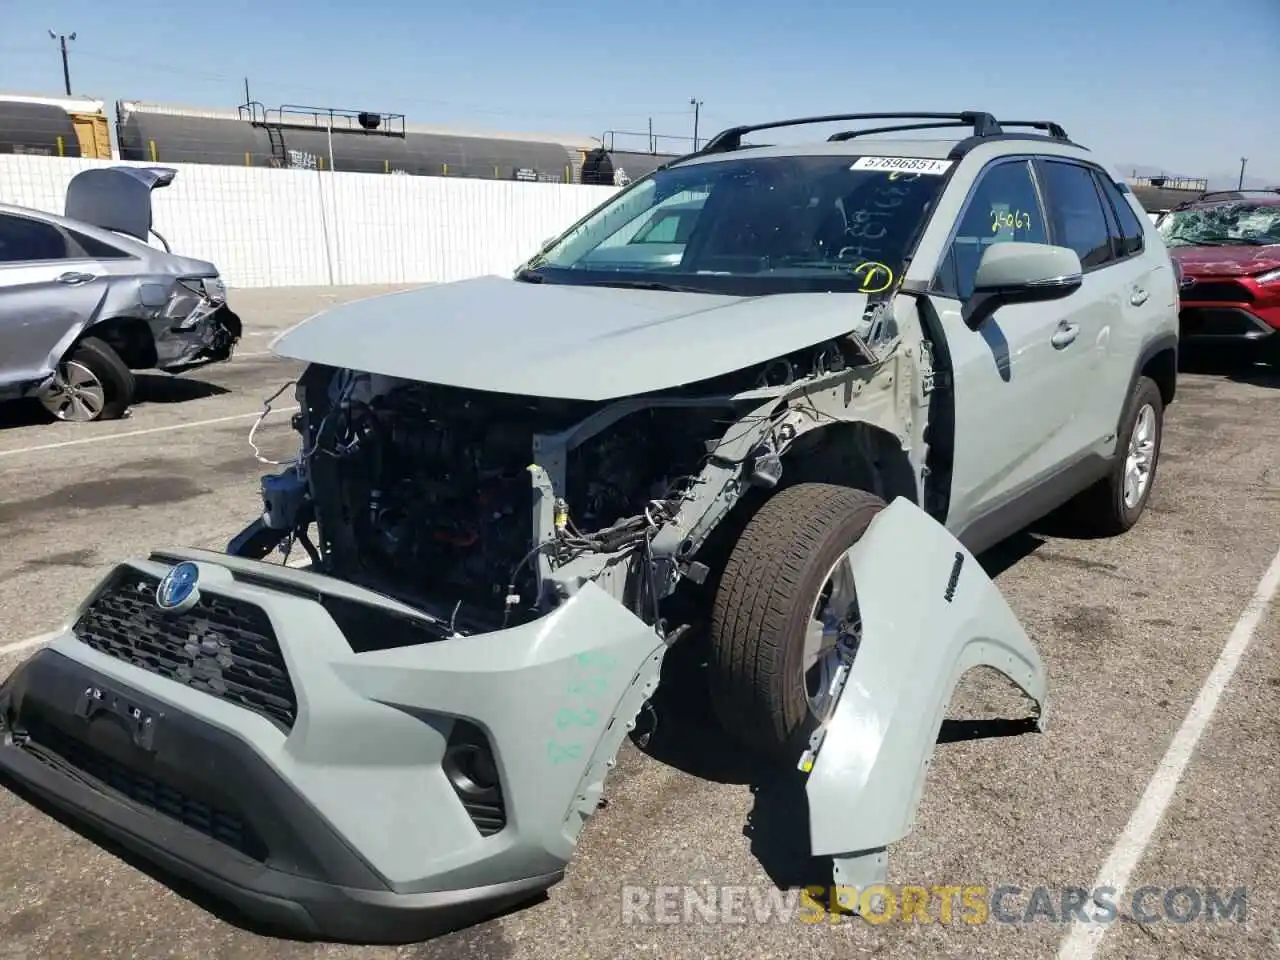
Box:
[0, 112, 1179, 942]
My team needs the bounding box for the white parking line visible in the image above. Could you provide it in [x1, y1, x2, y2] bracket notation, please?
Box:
[0, 630, 61, 658]
[1057, 543, 1280, 960]
[0, 407, 299, 459]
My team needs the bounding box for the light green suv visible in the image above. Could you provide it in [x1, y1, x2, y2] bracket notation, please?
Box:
[0, 111, 1178, 942]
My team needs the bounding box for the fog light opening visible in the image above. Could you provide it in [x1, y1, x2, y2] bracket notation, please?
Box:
[444, 743, 499, 797]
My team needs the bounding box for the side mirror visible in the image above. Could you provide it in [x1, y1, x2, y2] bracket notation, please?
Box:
[962, 242, 1083, 330]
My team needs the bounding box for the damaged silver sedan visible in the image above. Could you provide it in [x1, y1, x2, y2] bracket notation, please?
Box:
[0, 111, 1182, 943]
[0, 165, 240, 422]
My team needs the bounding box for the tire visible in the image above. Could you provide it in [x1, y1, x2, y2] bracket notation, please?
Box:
[707, 483, 887, 763]
[37, 336, 135, 423]
[1071, 376, 1164, 535]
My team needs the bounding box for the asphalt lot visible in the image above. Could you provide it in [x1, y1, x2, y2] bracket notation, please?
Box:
[1, 285, 1278, 960]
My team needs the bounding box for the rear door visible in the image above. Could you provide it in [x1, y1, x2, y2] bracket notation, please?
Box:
[0, 212, 109, 388]
[1028, 159, 1126, 464]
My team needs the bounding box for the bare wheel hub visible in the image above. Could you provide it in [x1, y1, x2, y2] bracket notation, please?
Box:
[38, 360, 106, 422]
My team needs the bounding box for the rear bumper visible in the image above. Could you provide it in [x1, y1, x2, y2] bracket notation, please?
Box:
[0, 647, 559, 943]
[154, 306, 241, 372]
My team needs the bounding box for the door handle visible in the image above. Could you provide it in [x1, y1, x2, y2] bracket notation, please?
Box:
[1050, 322, 1080, 349]
[56, 272, 96, 285]
[1130, 287, 1149, 306]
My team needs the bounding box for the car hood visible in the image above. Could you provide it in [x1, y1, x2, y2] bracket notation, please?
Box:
[64, 165, 177, 243]
[1169, 243, 1280, 278]
[271, 274, 872, 400]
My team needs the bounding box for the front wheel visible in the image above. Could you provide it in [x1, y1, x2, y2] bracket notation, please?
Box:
[706, 483, 887, 763]
[37, 336, 135, 423]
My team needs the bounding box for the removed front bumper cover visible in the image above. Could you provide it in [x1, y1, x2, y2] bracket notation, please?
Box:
[0, 498, 1047, 942]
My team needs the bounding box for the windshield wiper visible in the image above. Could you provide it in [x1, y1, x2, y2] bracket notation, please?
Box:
[514, 268, 545, 283]
[585, 279, 702, 292]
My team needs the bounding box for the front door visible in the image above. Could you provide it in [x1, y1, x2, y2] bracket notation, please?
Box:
[924, 157, 1086, 545]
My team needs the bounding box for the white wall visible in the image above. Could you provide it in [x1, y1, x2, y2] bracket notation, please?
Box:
[1, 155, 621, 288]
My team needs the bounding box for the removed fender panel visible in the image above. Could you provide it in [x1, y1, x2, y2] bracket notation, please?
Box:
[804, 497, 1048, 887]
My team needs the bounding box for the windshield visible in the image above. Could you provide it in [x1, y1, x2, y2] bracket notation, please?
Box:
[1157, 202, 1280, 247]
[523, 154, 950, 295]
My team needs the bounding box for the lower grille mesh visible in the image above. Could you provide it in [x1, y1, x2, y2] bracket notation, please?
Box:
[19, 716, 267, 861]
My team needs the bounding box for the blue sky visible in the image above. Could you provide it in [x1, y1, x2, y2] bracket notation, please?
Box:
[3, 0, 1277, 184]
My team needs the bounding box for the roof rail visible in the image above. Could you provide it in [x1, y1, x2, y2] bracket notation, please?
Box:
[654, 111, 1076, 172]
[698, 112, 1007, 155]
[999, 120, 1069, 139]
[827, 120, 973, 141]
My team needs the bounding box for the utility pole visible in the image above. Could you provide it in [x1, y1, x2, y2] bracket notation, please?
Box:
[48, 30, 76, 96]
[1238, 157, 1248, 190]
[690, 97, 703, 151]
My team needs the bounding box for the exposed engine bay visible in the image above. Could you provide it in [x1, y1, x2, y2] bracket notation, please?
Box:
[296, 368, 727, 626]
[237, 323, 929, 637]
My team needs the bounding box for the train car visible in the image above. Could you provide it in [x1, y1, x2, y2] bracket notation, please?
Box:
[114, 99, 684, 186]
[0, 93, 112, 159]
[119, 100, 593, 182]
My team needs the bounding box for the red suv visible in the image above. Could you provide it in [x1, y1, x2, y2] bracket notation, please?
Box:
[1157, 190, 1280, 359]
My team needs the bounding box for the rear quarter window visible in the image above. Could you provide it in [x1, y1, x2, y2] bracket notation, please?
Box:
[68, 229, 134, 259]
[1095, 175, 1146, 258]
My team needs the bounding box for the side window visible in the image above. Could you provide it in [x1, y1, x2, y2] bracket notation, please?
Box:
[68, 229, 133, 259]
[934, 160, 1048, 300]
[1094, 175, 1146, 258]
[1039, 161, 1114, 270]
[0, 214, 70, 263]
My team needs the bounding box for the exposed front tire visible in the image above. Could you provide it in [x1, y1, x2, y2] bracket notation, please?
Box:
[707, 483, 887, 763]
[37, 336, 135, 423]
[1072, 376, 1164, 535]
